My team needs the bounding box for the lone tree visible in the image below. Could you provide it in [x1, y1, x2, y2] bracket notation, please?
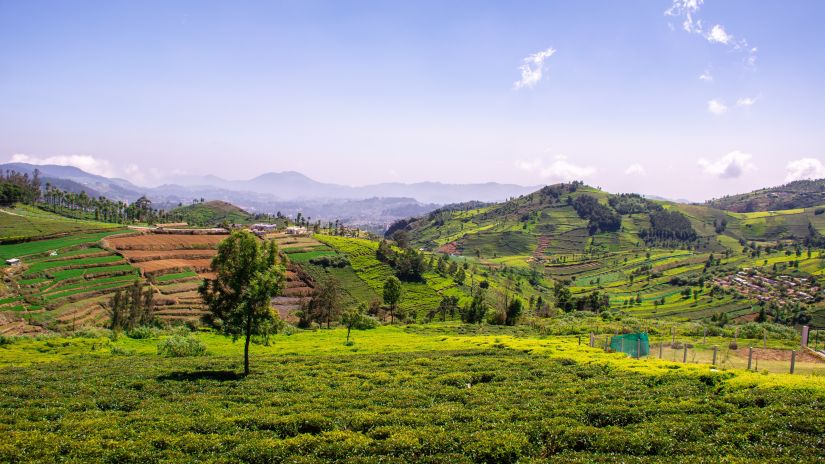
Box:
[341, 303, 367, 343]
[308, 276, 342, 328]
[383, 276, 402, 323]
[199, 230, 284, 375]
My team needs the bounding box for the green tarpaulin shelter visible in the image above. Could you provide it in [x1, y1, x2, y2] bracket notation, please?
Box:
[610, 333, 649, 358]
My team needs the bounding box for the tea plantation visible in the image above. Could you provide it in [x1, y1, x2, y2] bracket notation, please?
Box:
[0, 325, 823, 463]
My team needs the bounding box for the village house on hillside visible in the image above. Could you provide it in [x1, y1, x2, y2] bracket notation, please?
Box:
[4, 258, 20, 267]
[285, 226, 308, 235]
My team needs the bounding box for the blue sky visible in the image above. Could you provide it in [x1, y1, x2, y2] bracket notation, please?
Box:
[1, 0, 824, 201]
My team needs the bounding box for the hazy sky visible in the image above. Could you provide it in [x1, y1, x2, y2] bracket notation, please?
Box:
[1, 1, 824, 201]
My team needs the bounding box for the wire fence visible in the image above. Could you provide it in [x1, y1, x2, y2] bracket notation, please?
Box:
[586, 328, 825, 376]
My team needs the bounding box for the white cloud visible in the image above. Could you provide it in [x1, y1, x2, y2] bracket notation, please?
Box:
[665, 0, 704, 34]
[698, 151, 755, 178]
[9, 153, 116, 177]
[736, 96, 757, 107]
[514, 47, 556, 90]
[707, 99, 728, 115]
[785, 158, 825, 182]
[665, 1, 757, 66]
[706, 24, 731, 44]
[624, 163, 646, 176]
[516, 155, 594, 181]
[699, 68, 713, 82]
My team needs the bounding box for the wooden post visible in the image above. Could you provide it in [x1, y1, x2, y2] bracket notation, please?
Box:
[659, 341, 663, 359]
[801, 325, 809, 348]
[703, 327, 707, 344]
[671, 327, 675, 346]
[747, 347, 753, 370]
[712, 345, 718, 366]
[790, 350, 796, 374]
[589, 333, 595, 347]
[636, 338, 641, 359]
[763, 330, 767, 350]
[621, 337, 625, 354]
[682, 344, 688, 363]
[605, 335, 609, 351]
[578, 335, 581, 346]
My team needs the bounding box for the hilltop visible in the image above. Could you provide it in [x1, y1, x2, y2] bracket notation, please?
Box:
[169, 200, 252, 226]
[706, 178, 825, 212]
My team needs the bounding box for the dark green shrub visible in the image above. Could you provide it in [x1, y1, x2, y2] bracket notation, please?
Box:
[157, 335, 206, 357]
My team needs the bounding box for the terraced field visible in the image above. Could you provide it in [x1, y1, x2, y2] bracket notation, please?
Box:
[104, 232, 228, 324]
[0, 205, 119, 243]
[0, 230, 139, 333]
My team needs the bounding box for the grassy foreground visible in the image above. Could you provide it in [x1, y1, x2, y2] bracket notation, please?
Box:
[1, 326, 824, 463]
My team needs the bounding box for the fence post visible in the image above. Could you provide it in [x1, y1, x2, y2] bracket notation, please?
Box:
[712, 345, 718, 366]
[801, 325, 809, 348]
[589, 332, 595, 347]
[703, 327, 707, 344]
[747, 347, 753, 370]
[790, 350, 796, 374]
[605, 335, 609, 351]
[636, 338, 641, 359]
[578, 335, 581, 346]
[682, 344, 688, 363]
[621, 337, 625, 354]
[671, 327, 675, 346]
[659, 341, 663, 359]
[763, 330, 767, 350]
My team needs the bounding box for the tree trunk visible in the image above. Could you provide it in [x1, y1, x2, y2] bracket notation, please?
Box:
[244, 315, 252, 376]
[346, 326, 351, 343]
[390, 306, 394, 324]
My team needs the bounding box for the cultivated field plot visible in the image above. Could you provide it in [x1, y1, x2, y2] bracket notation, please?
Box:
[0, 205, 119, 243]
[105, 233, 225, 277]
[0, 231, 138, 333]
[104, 232, 228, 323]
[0, 327, 823, 462]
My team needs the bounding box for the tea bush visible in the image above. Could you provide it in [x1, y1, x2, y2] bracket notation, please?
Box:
[156, 334, 207, 357]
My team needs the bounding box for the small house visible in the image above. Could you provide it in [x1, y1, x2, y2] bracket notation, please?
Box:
[286, 226, 308, 235]
[5, 258, 21, 267]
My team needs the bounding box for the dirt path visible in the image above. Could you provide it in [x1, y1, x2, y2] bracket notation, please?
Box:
[532, 236, 551, 261]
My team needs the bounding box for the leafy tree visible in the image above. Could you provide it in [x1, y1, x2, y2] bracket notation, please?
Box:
[308, 276, 343, 328]
[199, 230, 285, 375]
[505, 298, 523, 326]
[341, 303, 366, 343]
[383, 276, 402, 323]
[437, 295, 459, 321]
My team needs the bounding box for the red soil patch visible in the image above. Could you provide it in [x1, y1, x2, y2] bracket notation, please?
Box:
[437, 242, 459, 254]
[135, 259, 213, 274]
[106, 234, 225, 251]
[118, 249, 217, 262]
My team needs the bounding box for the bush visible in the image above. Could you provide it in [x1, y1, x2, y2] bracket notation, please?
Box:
[736, 322, 798, 341]
[352, 315, 379, 330]
[157, 334, 207, 357]
[126, 326, 159, 339]
[73, 327, 111, 339]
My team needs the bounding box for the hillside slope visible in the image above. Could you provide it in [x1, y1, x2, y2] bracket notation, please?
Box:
[396, 182, 825, 323]
[169, 201, 251, 226]
[706, 178, 825, 212]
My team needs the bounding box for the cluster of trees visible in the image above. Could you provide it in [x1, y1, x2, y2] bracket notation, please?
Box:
[756, 301, 811, 326]
[640, 209, 697, 242]
[377, 239, 426, 281]
[572, 195, 621, 235]
[308, 254, 350, 268]
[0, 169, 41, 206]
[430, 254, 467, 284]
[607, 193, 653, 215]
[109, 281, 155, 332]
[553, 281, 610, 312]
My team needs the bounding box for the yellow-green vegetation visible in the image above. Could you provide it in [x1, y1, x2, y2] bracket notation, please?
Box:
[0, 204, 119, 243]
[0, 324, 823, 462]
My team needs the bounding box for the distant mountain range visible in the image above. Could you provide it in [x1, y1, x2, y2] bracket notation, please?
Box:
[0, 162, 539, 229]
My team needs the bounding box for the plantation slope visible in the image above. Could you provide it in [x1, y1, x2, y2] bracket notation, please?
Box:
[314, 235, 448, 318]
[0, 204, 120, 243]
[0, 327, 823, 462]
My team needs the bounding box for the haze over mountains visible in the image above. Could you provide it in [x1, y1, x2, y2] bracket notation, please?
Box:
[0, 162, 540, 228]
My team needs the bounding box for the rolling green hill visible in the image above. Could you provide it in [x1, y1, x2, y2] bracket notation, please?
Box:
[396, 182, 825, 323]
[168, 200, 252, 226]
[706, 178, 825, 212]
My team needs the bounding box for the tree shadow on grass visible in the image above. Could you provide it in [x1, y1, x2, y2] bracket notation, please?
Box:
[157, 370, 244, 382]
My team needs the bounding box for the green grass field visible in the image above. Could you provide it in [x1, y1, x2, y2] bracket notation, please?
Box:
[0, 205, 120, 243]
[0, 325, 823, 462]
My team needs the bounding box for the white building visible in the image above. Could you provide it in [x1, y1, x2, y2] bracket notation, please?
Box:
[286, 226, 308, 235]
[5, 258, 20, 266]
